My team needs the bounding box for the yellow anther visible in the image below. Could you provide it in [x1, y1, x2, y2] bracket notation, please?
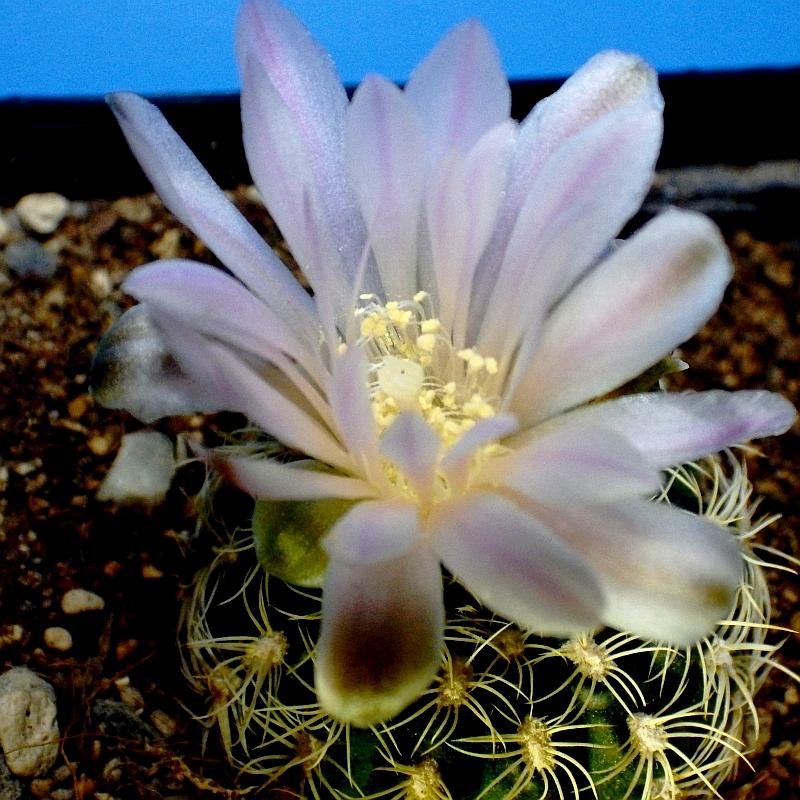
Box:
[484, 357, 498, 375]
[413, 290, 429, 303]
[416, 333, 437, 352]
[457, 348, 475, 362]
[336, 342, 348, 354]
[360, 314, 387, 338]
[467, 353, 485, 373]
[420, 318, 441, 334]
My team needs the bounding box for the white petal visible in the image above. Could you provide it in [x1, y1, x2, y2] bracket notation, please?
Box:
[324, 500, 419, 564]
[404, 19, 510, 164]
[345, 75, 424, 301]
[106, 92, 316, 340]
[316, 548, 443, 726]
[91, 305, 227, 422]
[427, 121, 516, 343]
[430, 492, 603, 635]
[534, 499, 742, 645]
[487, 422, 660, 505]
[479, 100, 662, 359]
[215, 456, 377, 501]
[511, 209, 733, 422]
[556, 390, 797, 469]
[379, 413, 441, 501]
[236, 0, 366, 298]
[440, 414, 518, 495]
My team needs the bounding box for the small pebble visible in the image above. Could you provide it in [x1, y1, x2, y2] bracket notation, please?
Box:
[61, 588, 105, 615]
[15, 192, 70, 234]
[96, 431, 176, 506]
[43, 627, 73, 652]
[50, 789, 73, 800]
[0, 667, 59, 777]
[111, 197, 152, 224]
[3, 238, 59, 279]
[0, 212, 12, 244]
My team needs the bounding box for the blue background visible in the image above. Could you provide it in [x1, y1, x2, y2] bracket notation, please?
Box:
[3, 1, 800, 99]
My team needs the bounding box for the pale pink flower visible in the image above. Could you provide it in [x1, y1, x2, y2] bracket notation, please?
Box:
[97, 0, 795, 726]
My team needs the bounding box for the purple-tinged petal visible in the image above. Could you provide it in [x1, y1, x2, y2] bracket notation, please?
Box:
[427, 121, 516, 343]
[316, 547, 443, 726]
[478, 101, 662, 359]
[379, 413, 441, 502]
[123, 260, 323, 380]
[555, 390, 797, 469]
[91, 305, 228, 423]
[440, 414, 518, 495]
[237, 0, 368, 308]
[345, 75, 424, 301]
[404, 19, 510, 165]
[430, 492, 603, 636]
[511, 209, 733, 423]
[533, 499, 742, 645]
[106, 92, 316, 339]
[469, 51, 661, 343]
[324, 500, 419, 564]
[215, 456, 377, 501]
[486, 423, 660, 505]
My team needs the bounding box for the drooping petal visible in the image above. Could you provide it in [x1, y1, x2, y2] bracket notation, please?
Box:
[345, 75, 424, 301]
[316, 547, 443, 726]
[440, 414, 518, 495]
[427, 121, 516, 342]
[106, 92, 316, 340]
[469, 51, 661, 342]
[510, 209, 733, 423]
[90, 305, 228, 423]
[379, 412, 441, 501]
[324, 500, 419, 564]
[404, 19, 510, 164]
[215, 456, 377, 501]
[479, 100, 662, 359]
[237, 0, 368, 313]
[485, 422, 660, 505]
[553, 390, 797, 469]
[533, 499, 743, 645]
[430, 492, 604, 636]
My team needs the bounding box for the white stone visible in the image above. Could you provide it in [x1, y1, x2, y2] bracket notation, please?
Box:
[97, 431, 176, 506]
[43, 627, 73, 652]
[14, 193, 70, 235]
[0, 667, 59, 777]
[61, 588, 105, 615]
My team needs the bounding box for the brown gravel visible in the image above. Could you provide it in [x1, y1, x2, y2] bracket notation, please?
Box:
[0, 178, 798, 799]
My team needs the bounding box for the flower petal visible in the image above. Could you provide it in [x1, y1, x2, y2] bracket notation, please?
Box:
[404, 19, 510, 164]
[533, 499, 743, 645]
[379, 412, 441, 501]
[237, 0, 368, 316]
[106, 92, 316, 339]
[316, 547, 443, 726]
[511, 209, 733, 423]
[430, 492, 603, 636]
[345, 75, 424, 301]
[487, 422, 660, 505]
[555, 390, 797, 469]
[90, 305, 227, 422]
[324, 500, 419, 564]
[479, 99, 662, 359]
[215, 456, 377, 501]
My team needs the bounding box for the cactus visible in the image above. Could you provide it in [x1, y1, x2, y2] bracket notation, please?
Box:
[176, 449, 795, 799]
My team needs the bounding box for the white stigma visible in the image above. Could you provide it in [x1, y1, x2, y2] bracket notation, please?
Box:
[377, 356, 424, 410]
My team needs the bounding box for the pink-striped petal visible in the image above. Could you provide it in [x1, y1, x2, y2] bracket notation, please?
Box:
[430, 492, 603, 636]
[487, 423, 660, 505]
[345, 75, 424, 301]
[511, 209, 733, 423]
[215, 456, 376, 501]
[316, 547, 443, 726]
[106, 92, 316, 339]
[324, 500, 419, 564]
[379, 413, 441, 501]
[404, 19, 510, 164]
[555, 390, 797, 469]
[534, 499, 742, 645]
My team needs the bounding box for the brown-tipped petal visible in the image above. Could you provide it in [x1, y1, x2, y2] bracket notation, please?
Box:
[315, 547, 443, 727]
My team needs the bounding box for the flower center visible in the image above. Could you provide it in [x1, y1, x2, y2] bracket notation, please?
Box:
[355, 293, 499, 449]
